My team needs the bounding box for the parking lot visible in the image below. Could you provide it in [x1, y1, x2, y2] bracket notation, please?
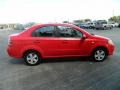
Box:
[0, 28, 120, 90]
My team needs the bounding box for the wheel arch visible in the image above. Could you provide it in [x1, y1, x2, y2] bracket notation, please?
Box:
[91, 46, 109, 56]
[22, 49, 43, 59]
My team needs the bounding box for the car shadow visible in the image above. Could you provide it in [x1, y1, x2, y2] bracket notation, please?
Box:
[9, 58, 25, 65]
[42, 57, 93, 64]
[9, 57, 96, 65]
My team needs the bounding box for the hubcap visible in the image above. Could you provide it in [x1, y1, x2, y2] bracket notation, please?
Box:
[94, 50, 105, 61]
[26, 53, 39, 64]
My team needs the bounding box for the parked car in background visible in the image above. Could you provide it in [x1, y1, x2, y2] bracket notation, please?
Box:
[7, 23, 115, 65]
[87, 22, 95, 29]
[79, 23, 90, 29]
[77, 22, 95, 29]
[118, 23, 120, 28]
[95, 20, 112, 30]
[108, 22, 119, 27]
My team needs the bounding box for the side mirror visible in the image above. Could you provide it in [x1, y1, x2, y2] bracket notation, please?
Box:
[82, 34, 87, 39]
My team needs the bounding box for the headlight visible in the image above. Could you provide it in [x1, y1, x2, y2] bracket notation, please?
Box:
[108, 39, 114, 45]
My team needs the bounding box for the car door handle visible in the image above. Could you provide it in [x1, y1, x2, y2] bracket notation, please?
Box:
[34, 40, 40, 43]
[62, 41, 68, 44]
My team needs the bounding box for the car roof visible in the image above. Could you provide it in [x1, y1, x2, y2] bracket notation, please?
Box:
[35, 23, 76, 27]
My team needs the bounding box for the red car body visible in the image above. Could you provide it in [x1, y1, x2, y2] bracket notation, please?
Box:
[7, 23, 115, 65]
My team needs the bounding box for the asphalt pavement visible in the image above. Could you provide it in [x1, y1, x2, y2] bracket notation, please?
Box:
[0, 28, 120, 90]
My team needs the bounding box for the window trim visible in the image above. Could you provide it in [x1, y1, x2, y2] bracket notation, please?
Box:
[31, 25, 83, 38]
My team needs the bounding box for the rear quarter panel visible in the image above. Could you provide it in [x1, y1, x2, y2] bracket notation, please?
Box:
[17, 37, 44, 58]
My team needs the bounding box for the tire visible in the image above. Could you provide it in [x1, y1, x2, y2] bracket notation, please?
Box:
[110, 27, 112, 29]
[89, 26, 92, 29]
[96, 28, 99, 30]
[92, 48, 107, 62]
[103, 27, 105, 30]
[24, 51, 41, 66]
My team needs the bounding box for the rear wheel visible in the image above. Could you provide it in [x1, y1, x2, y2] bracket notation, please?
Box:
[24, 51, 41, 66]
[92, 48, 107, 61]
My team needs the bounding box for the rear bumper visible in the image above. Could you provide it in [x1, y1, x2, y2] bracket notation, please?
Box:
[7, 46, 22, 58]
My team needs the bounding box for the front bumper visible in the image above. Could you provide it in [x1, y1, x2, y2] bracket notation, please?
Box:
[107, 44, 115, 55]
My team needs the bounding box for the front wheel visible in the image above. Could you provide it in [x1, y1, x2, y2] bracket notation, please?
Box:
[92, 48, 107, 61]
[24, 51, 41, 66]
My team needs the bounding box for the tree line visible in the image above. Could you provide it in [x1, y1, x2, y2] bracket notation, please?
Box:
[63, 16, 120, 23]
[109, 15, 120, 23]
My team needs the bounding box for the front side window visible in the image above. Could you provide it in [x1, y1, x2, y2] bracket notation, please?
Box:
[56, 26, 83, 38]
[32, 26, 55, 37]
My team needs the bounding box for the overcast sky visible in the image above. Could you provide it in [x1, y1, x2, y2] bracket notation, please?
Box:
[0, 0, 120, 23]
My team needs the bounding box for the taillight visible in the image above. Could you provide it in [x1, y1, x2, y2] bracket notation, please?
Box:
[8, 37, 13, 46]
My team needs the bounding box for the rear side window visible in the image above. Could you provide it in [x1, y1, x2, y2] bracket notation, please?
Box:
[32, 26, 55, 37]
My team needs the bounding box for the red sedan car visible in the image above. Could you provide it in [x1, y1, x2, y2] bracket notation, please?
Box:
[7, 23, 115, 65]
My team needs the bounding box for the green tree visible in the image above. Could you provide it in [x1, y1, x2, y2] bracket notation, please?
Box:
[109, 16, 120, 23]
[73, 19, 91, 24]
[84, 19, 91, 22]
[63, 21, 69, 23]
[73, 20, 83, 24]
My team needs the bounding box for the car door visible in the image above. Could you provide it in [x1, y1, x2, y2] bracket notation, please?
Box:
[32, 26, 64, 57]
[55, 25, 92, 56]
